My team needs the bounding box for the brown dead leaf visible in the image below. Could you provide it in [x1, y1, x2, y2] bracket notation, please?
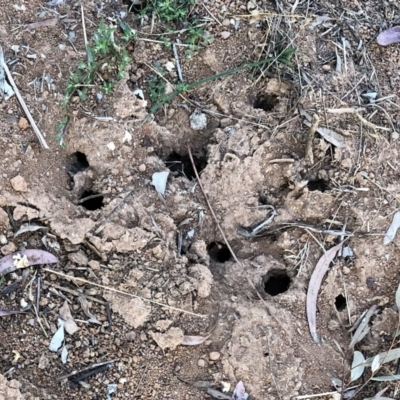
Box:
[59, 300, 79, 334]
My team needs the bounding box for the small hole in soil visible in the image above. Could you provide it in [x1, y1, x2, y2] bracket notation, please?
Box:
[79, 190, 104, 211]
[165, 151, 207, 180]
[122, 0, 146, 11]
[206, 242, 232, 263]
[67, 152, 89, 177]
[335, 294, 347, 312]
[307, 179, 328, 192]
[253, 93, 279, 112]
[263, 270, 291, 296]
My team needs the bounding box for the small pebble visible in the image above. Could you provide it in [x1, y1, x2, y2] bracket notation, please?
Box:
[197, 359, 206, 367]
[343, 267, 351, 275]
[10, 175, 28, 192]
[221, 31, 231, 40]
[18, 117, 29, 130]
[209, 351, 220, 361]
[322, 64, 331, 72]
[139, 164, 146, 172]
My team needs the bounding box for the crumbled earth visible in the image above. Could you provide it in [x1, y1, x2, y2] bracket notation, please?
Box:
[1, 0, 400, 399]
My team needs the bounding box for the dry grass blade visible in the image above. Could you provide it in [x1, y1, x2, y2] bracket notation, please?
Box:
[305, 114, 319, 164]
[43, 268, 206, 318]
[306, 241, 343, 343]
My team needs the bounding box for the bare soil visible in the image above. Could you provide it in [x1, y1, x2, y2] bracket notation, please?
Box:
[1, 0, 400, 399]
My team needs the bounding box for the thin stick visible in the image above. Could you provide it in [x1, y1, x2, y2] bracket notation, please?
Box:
[58, 359, 118, 381]
[133, 364, 149, 397]
[43, 268, 206, 318]
[81, 4, 89, 64]
[49, 282, 107, 305]
[268, 158, 295, 164]
[0, 46, 49, 149]
[187, 145, 292, 340]
[305, 114, 319, 165]
[173, 43, 184, 82]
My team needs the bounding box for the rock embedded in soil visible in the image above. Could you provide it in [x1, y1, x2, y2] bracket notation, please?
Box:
[209, 351, 221, 361]
[0, 208, 9, 230]
[189, 110, 207, 131]
[18, 117, 29, 130]
[10, 175, 28, 192]
[68, 250, 89, 266]
[1, 241, 16, 255]
[150, 327, 184, 350]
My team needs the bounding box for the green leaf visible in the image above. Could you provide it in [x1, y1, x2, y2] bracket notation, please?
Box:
[350, 351, 365, 382]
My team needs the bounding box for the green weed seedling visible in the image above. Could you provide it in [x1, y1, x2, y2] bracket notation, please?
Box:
[62, 19, 133, 107]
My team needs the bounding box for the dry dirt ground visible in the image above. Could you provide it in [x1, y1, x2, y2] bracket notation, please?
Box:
[1, 0, 400, 399]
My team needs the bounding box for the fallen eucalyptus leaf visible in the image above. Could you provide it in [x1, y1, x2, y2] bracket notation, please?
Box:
[350, 351, 365, 382]
[49, 319, 64, 352]
[372, 375, 400, 382]
[303, 120, 345, 148]
[232, 381, 248, 400]
[0, 249, 58, 276]
[0, 309, 25, 317]
[14, 224, 48, 238]
[349, 305, 377, 348]
[361, 348, 400, 368]
[181, 335, 209, 346]
[78, 296, 101, 325]
[307, 242, 343, 343]
[377, 26, 400, 46]
[383, 211, 400, 245]
[371, 354, 380, 373]
[59, 301, 79, 335]
[207, 388, 231, 400]
[61, 346, 68, 364]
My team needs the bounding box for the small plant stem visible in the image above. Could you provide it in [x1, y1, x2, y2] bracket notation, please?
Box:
[148, 55, 287, 116]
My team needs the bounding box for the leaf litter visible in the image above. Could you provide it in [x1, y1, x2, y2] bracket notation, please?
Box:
[59, 300, 79, 334]
[0, 249, 58, 276]
[78, 295, 101, 324]
[306, 241, 344, 343]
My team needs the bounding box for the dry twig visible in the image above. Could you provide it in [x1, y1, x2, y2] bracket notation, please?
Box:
[305, 114, 319, 164]
[0, 46, 49, 149]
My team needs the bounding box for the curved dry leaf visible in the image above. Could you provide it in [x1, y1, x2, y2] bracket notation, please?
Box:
[181, 335, 209, 346]
[0, 249, 58, 276]
[14, 225, 48, 238]
[396, 281, 400, 310]
[303, 120, 345, 148]
[349, 305, 377, 349]
[361, 348, 400, 368]
[377, 26, 400, 46]
[0, 309, 25, 317]
[306, 242, 343, 343]
[372, 375, 400, 382]
[59, 300, 79, 335]
[232, 381, 247, 400]
[78, 296, 101, 325]
[350, 351, 365, 382]
[383, 211, 400, 245]
[371, 354, 381, 372]
[49, 319, 64, 352]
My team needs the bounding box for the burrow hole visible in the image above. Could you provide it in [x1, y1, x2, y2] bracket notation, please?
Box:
[307, 178, 328, 192]
[67, 152, 89, 177]
[253, 93, 279, 112]
[79, 190, 104, 211]
[262, 269, 291, 296]
[206, 242, 232, 263]
[335, 294, 347, 312]
[165, 152, 207, 180]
